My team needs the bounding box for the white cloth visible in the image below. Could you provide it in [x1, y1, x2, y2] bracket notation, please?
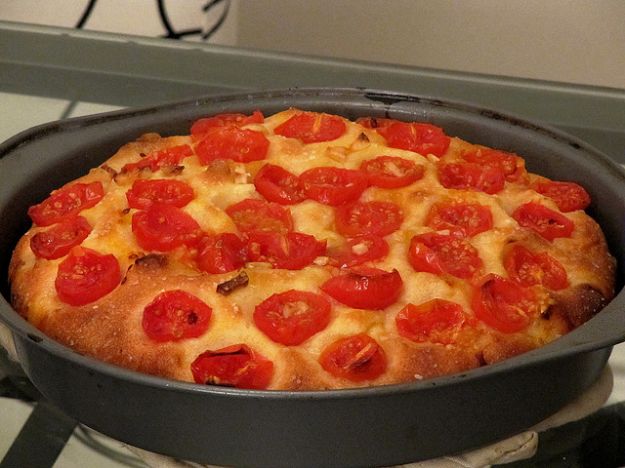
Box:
[129, 365, 613, 468]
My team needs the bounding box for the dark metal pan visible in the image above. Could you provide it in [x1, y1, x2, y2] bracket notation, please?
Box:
[1, 88, 624, 468]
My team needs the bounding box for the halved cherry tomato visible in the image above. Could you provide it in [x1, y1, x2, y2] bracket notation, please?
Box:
[253, 290, 331, 345]
[191, 344, 273, 389]
[55, 247, 121, 306]
[190, 110, 264, 135]
[335, 201, 403, 237]
[462, 148, 526, 182]
[142, 290, 212, 342]
[132, 204, 201, 252]
[472, 275, 538, 333]
[321, 267, 403, 310]
[195, 126, 269, 163]
[30, 216, 92, 260]
[328, 235, 389, 268]
[299, 167, 368, 206]
[512, 202, 574, 241]
[122, 145, 193, 173]
[438, 162, 505, 194]
[360, 156, 425, 189]
[425, 201, 493, 237]
[196, 233, 247, 274]
[377, 121, 450, 157]
[534, 180, 591, 212]
[274, 112, 346, 143]
[126, 179, 194, 210]
[225, 199, 293, 234]
[504, 245, 569, 290]
[396, 299, 466, 345]
[28, 182, 104, 227]
[247, 231, 326, 270]
[319, 333, 386, 382]
[408, 232, 483, 279]
[253, 164, 305, 205]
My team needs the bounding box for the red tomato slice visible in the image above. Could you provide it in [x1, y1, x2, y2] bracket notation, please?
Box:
[190, 110, 264, 135]
[425, 201, 493, 237]
[299, 167, 368, 206]
[247, 231, 326, 270]
[225, 199, 293, 234]
[196, 233, 247, 274]
[132, 204, 201, 252]
[504, 245, 569, 290]
[28, 182, 104, 227]
[142, 290, 212, 342]
[534, 180, 591, 212]
[328, 235, 389, 268]
[195, 126, 269, 163]
[438, 162, 505, 194]
[335, 201, 403, 237]
[55, 247, 121, 306]
[253, 290, 332, 345]
[396, 299, 466, 345]
[376, 121, 450, 157]
[253, 164, 305, 205]
[191, 344, 273, 389]
[472, 275, 537, 333]
[30, 216, 92, 260]
[274, 112, 346, 143]
[512, 202, 574, 241]
[462, 148, 526, 182]
[122, 145, 193, 173]
[319, 334, 386, 382]
[321, 267, 403, 310]
[126, 179, 195, 210]
[408, 232, 483, 279]
[360, 156, 425, 189]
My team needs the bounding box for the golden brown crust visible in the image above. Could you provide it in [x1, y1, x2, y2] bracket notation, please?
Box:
[387, 341, 481, 382]
[550, 284, 610, 329]
[9, 109, 616, 390]
[481, 335, 538, 365]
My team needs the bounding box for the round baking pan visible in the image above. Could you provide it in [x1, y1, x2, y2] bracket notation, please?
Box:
[1, 88, 624, 467]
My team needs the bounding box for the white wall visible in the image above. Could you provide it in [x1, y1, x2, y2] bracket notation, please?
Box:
[0, 0, 238, 45]
[236, 0, 625, 89]
[2, 0, 624, 89]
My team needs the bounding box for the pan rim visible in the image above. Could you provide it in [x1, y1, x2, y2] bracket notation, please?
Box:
[1, 86, 624, 400]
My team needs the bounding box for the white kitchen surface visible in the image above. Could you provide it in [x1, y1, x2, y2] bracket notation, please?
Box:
[1, 91, 624, 467]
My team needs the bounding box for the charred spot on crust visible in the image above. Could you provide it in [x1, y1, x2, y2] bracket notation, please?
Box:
[217, 271, 249, 295]
[162, 165, 185, 175]
[100, 164, 118, 177]
[481, 336, 536, 365]
[134, 254, 168, 269]
[357, 132, 370, 142]
[550, 284, 608, 328]
[475, 351, 488, 367]
[120, 263, 134, 285]
[114, 168, 146, 184]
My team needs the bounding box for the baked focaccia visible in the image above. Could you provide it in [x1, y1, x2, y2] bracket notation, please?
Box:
[9, 109, 616, 390]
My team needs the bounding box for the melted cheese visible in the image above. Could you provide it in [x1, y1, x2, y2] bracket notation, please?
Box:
[9, 108, 615, 390]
